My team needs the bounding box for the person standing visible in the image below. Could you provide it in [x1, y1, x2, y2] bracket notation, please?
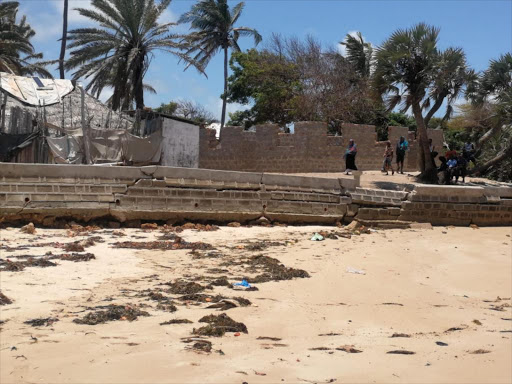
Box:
[344, 139, 358, 175]
[396, 136, 408, 174]
[463, 141, 476, 165]
[382, 141, 394, 175]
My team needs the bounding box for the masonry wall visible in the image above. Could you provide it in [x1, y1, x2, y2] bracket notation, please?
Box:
[0, 163, 510, 227]
[199, 122, 444, 173]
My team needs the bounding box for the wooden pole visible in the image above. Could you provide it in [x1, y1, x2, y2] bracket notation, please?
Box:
[79, 84, 92, 164]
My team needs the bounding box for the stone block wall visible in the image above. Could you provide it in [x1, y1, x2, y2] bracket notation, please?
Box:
[199, 122, 444, 173]
[0, 163, 510, 227]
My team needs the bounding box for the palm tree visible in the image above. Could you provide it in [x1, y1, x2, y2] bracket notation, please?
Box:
[58, 0, 68, 79]
[179, 0, 262, 128]
[65, 0, 189, 111]
[0, 1, 50, 76]
[373, 23, 471, 183]
[340, 31, 372, 78]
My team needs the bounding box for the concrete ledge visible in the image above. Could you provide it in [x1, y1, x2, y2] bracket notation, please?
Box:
[262, 173, 343, 193]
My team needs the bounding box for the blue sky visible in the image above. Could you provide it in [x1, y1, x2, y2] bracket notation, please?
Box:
[19, 0, 512, 119]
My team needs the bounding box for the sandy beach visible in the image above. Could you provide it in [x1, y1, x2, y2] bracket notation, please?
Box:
[1, 223, 511, 383]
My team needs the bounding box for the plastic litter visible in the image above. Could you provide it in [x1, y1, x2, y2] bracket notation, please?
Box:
[233, 279, 251, 289]
[311, 233, 324, 241]
[346, 267, 366, 275]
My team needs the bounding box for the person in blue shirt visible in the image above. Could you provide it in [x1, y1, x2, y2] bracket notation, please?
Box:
[395, 136, 409, 174]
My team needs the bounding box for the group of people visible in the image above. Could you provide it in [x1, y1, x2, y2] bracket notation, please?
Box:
[343, 136, 409, 176]
[435, 141, 476, 184]
[343, 136, 477, 183]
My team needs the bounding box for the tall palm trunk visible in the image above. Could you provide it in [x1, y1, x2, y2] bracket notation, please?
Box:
[58, 0, 68, 79]
[412, 102, 438, 183]
[220, 47, 228, 128]
[134, 59, 144, 110]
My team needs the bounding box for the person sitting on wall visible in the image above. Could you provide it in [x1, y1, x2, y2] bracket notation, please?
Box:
[344, 139, 358, 175]
[382, 141, 395, 175]
[446, 156, 458, 183]
[437, 156, 449, 184]
[396, 136, 408, 174]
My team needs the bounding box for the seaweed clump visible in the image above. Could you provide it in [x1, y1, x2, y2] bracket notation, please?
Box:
[165, 280, 207, 295]
[0, 291, 13, 305]
[73, 305, 149, 325]
[247, 255, 310, 283]
[193, 313, 248, 337]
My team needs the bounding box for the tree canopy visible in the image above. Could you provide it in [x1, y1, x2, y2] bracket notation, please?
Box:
[0, 1, 50, 76]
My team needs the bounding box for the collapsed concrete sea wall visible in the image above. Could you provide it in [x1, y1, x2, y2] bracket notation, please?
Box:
[199, 122, 445, 173]
[0, 163, 510, 226]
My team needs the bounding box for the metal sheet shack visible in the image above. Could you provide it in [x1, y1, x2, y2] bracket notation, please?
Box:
[127, 110, 200, 168]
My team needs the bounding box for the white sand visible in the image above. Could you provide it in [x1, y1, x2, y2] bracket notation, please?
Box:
[1, 224, 511, 383]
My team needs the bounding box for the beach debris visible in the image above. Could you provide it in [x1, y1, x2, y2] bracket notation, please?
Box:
[346, 267, 366, 275]
[489, 303, 511, 312]
[254, 371, 267, 376]
[73, 305, 149, 325]
[58, 253, 95, 262]
[310, 347, 332, 351]
[193, 313, 248, 337]
[0, 291, 12, 305]
[445, 326, 468, 333]
[165, 280, 207, 295]
[345, 221, 361, 231]
[257, 336, 282, 341]
[387, 350, 415, 355]
[391, 333, 410, 338]
[318, 332, 342, 336]
[112, 237, 213, 251]
[436, 341, 448, 346]
[469, 349, 491, 354]
[20, 223, 36, 234]
[1, 258, 57, 271]
[160, 319, 193, 325]
[206, 300, 238, 311]
[310, 233, 324, 241]
[233, 279, 252, 289]
[63, 242, 85, 252]
[473, 319, 482, 325]
[24, 317, 59, 327]
[336, 345, 362, 353]
[227, 222, 241, 227]
[141, 223, 158, 230]
[112, 230, 126, 237]
[211, 277, 230, 287]
[382, 303, 403, 306]
[246, 255, 310, 283]
[243, 241, 287, 251]
[156, 303, 178, 312]
[182, 338, 213, 353]
[470, 224, 479, 229]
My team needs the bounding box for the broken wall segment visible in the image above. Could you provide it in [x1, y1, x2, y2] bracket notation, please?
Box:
[0, 163, 351, 225]
[0, 163, 510, 226]
[199, 121, 444, 173]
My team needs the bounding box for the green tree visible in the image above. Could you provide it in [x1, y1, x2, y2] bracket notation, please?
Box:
[0, 1, 50, 76]
[226, 49, 301, 128]
[179, 0, 261, 128]
[65, 0, 189, 111]
[155, 101, 179, 115]
[373, 23, 472, 183]
[340, 31, 372, 78]
[465, 53, 512, 178]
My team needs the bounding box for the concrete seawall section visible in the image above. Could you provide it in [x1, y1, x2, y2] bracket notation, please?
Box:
[0, 163, 510, 226]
